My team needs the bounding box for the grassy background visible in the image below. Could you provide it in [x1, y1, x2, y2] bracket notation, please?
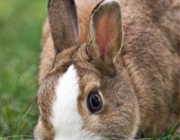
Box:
[0, 0, 47, 138]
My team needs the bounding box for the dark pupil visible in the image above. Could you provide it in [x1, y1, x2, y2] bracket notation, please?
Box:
[87, 91, 102, 113]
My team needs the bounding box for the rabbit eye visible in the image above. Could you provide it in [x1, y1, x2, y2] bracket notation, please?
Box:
[87, 90, 103, 113]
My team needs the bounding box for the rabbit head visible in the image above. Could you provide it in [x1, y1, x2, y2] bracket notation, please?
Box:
[34, 0, 140, 139]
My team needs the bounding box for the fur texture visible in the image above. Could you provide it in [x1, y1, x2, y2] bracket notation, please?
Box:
[34, 0, 180, 139]
[51, 65, 103, 140]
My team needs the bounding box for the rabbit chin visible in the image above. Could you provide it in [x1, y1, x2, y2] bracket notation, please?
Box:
[50, 65, 104, 140]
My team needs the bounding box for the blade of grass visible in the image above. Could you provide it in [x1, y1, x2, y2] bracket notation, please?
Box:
[15, 105, 32, 134]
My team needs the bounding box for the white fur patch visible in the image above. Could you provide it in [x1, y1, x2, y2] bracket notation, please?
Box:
[50, 65, 103, 140]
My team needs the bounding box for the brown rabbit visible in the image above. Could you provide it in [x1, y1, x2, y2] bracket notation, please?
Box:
[34, 0, 180, 139]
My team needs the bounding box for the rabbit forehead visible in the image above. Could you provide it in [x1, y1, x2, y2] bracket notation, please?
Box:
[50, 64, 102, 140]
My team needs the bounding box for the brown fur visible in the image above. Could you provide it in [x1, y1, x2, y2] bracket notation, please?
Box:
[35, 0, 180, 139]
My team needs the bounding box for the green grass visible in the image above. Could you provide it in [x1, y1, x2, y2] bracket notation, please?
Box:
[138, 124, 180, 140]
[0, 0, 46, 138]
[0, 0, 179, 140]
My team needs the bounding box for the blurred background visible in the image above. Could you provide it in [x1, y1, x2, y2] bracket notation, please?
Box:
[0, 0, 47, 138]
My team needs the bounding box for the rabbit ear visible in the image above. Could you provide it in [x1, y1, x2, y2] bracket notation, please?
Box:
[87, 0, 123, 75]
[48, 0, 79, 53]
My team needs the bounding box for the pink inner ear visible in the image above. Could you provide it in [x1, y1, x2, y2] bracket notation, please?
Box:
[95, 9, 118, 60]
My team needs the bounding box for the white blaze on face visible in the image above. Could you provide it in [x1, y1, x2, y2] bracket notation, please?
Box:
[50, 65, 102, 140]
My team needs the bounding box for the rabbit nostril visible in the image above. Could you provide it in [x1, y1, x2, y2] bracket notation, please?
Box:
[87, 90, 103, 114]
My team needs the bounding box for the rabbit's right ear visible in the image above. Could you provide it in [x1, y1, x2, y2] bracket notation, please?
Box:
[48, 0, 79, 53]
[86, 0, 123, 76]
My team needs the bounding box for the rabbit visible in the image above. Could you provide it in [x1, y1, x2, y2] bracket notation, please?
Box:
[34, 0, 180, 139]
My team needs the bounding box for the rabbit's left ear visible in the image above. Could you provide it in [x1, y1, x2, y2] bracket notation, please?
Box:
[86, 0, 123, 74]
[48, 0, 79, 53]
